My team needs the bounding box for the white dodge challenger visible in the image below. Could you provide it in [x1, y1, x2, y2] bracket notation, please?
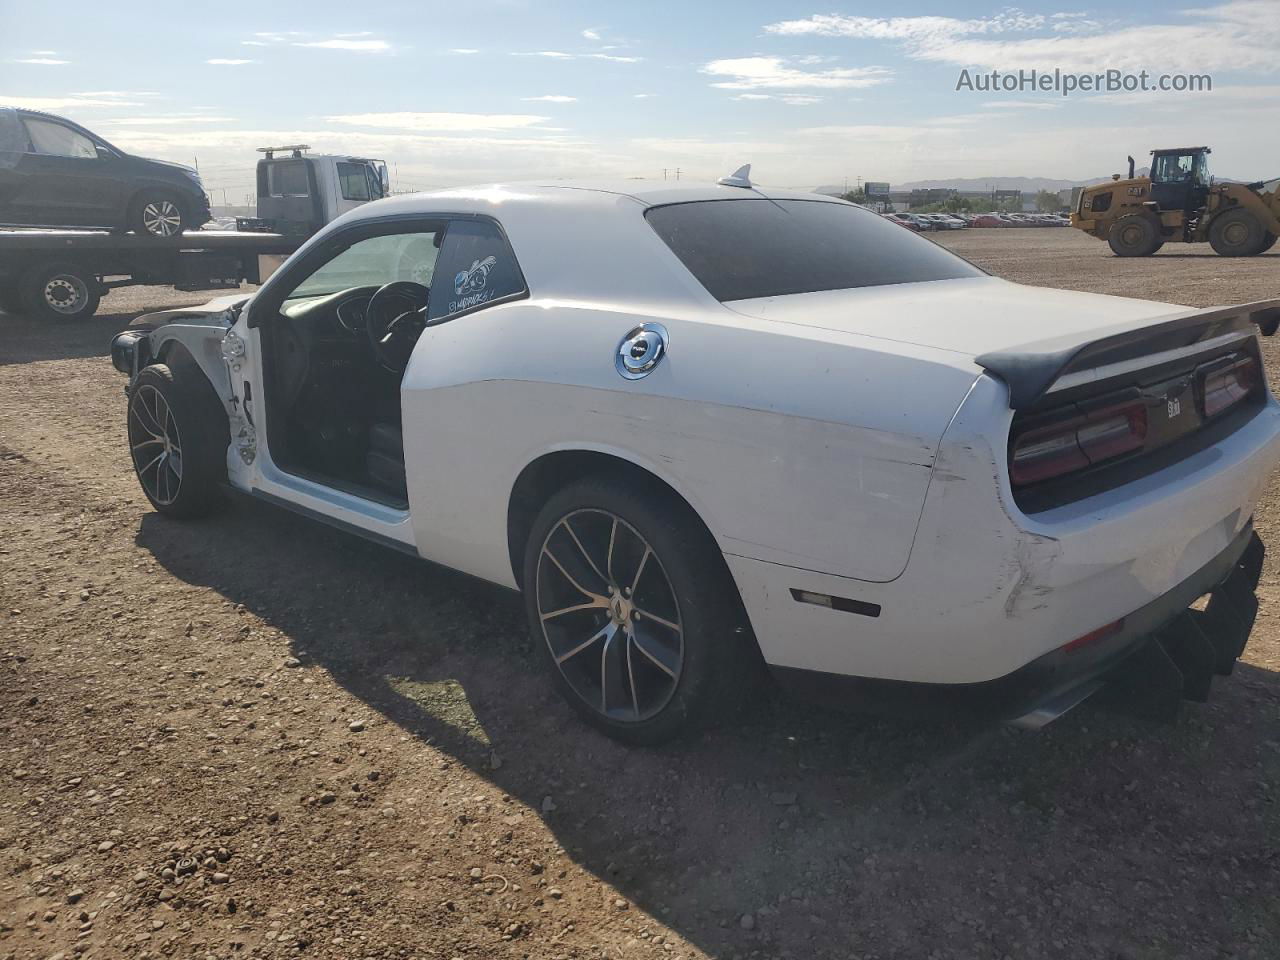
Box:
[112, 172, 1280, 743]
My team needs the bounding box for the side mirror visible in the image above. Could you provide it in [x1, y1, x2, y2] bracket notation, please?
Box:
[95, 144, 114, 161]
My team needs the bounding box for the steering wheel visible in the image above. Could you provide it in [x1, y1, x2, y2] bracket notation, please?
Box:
[365, 281, 429, 374]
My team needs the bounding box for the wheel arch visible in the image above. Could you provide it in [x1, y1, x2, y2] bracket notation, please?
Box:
[147, 325, 231, 404]
[506, 446, 722, 591]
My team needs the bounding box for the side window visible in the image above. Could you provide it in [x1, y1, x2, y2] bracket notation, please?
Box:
[23, 118, 96, 158]
[427, 219, 526, 322]
[337, 161, 372, 201]
[267, 160, 310, 197]
[287, 230, 441, 300]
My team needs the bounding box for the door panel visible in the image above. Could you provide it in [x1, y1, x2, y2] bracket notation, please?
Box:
[12, 118, 125, 227]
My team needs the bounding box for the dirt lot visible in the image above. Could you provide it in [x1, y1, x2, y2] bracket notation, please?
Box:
[1, 228, 1278, 960]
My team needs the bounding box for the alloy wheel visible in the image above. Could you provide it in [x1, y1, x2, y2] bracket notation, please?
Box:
[128, 385, 184, 505]
[141, 199, 182, 237]
[535, 508, 684, 723]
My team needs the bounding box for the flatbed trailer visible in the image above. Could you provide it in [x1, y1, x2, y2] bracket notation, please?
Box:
[0, 228, 302, 320]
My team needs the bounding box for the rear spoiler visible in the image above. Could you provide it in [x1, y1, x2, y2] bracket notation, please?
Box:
[976, 298, 1280, 410]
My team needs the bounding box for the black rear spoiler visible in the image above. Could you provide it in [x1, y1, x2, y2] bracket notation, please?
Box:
[976, 298, 1280, 410]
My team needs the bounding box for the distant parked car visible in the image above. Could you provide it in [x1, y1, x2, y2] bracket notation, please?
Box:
[881, 213, 919, 231]
[0, 106, 211, 237]
[900, 213, 937, 231]
[969, 214, 1004, 228]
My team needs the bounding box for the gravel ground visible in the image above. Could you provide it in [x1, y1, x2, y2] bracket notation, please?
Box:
[1, 228, 1278, 960]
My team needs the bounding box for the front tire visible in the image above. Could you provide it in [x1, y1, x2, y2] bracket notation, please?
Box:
[128, 190, 189, 238]
[523, 474, 757, 745]
[19, 261, 101, 320]
[1107, 214, 1162, 257]
[127, 364, 228, 518]
[1209, 209, 1267, 257]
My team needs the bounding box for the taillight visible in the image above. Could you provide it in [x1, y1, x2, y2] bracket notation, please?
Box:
[1010, 398, 1147, 487]
[1199, 355, 1258, 418]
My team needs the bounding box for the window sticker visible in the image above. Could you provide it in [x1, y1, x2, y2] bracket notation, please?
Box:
[450, 256, 498, 313]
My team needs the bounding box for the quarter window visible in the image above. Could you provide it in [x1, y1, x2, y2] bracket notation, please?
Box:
[23, 118, 97, 158]
[427, 219, 526, 322]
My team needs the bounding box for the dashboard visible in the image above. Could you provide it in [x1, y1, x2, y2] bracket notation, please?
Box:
[282, 286, 379, 339]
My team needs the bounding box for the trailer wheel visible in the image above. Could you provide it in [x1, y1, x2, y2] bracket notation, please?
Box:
[1107, 214, 1162, 257]
[128, 190, 189, 238]
[1209, 209, 1267, 257]
[20, 262, 102, 321]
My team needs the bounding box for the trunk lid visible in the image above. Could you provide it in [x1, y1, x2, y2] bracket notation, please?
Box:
[725, 277, 1194, 363]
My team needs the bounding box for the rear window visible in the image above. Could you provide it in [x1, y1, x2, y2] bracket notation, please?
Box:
[266, 160, 310, 197]
[645, 199, 982, 302]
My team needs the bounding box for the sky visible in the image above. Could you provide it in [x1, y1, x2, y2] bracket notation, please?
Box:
[1, 0, 1277, 201]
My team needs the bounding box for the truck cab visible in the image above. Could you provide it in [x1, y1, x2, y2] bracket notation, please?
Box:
[249, 145, 389, 238]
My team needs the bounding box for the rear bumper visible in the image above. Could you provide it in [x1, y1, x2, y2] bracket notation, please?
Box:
[772, 523, 1264, 725]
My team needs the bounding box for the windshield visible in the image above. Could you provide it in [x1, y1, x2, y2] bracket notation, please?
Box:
[645, 199, 983, 302]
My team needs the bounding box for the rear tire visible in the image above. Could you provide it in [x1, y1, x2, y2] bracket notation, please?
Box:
[19, 261, 101, 320]
[128, 190, 190, 238]
[127, 364, 229, 518]
[1209, 209, 1267, 257]
[523, 472, 759, 745]
[1107, 214, 1162, 257]
[1260, 232, 1277, 253]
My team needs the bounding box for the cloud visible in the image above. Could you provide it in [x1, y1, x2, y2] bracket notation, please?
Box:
[633, 93, 655, 99]
[732, 93, 824, 105]
[102, 115, 238, 125]
[323, 112, 551, 132]
[701, 56, 891, 90]
[582, 29, 601, 40]
[294, 38, 390, 52]
[765, 10, 1047, 41]
[449, 48, 480, 54]
[981, 100, 1060, 109]
[512, 50, 641, 63]
[15, 58, 69, 65]
[521, 95, 577, 103]
[0, 93, 145, 109]
[764, 2, 1280, 74]
[206, 58, 255, 65]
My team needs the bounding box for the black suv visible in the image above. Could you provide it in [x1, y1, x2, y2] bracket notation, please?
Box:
[0, 107, 211, 237]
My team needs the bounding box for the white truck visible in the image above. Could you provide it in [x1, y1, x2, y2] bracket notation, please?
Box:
[0, 146, 389, 320]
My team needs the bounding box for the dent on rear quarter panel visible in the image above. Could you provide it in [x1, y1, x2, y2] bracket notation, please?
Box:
[922, 378, 1062, 619]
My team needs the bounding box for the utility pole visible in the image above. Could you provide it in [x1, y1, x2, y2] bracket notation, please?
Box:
[675, 167, 680, 181]
[662, 168, 668, 180]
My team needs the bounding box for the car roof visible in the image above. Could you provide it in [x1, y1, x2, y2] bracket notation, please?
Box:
[358, 179, 848, 221]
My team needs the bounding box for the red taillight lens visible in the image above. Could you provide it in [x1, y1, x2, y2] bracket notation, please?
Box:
[1200, 355, 1258, 418]
[1010, 399, 1147, 487]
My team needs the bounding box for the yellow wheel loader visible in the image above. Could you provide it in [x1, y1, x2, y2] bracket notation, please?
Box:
[1071, 147, 1280, 257]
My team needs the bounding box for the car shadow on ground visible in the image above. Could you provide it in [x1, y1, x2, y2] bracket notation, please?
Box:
[0, 309, 144, 365]
[134, 495, 1280, 957]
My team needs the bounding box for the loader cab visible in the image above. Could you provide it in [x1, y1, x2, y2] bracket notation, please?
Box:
[1149, 147, 1210, 215]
